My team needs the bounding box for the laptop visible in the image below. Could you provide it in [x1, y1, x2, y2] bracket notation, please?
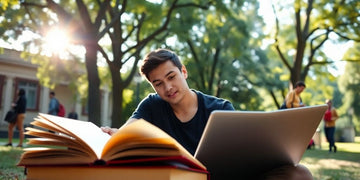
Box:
[194, 104, 328, 179]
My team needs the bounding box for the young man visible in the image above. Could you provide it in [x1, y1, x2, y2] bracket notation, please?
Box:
[285, 81, 306, 108]
[102, 49, 313, 180]
[48, 91, 58, 115]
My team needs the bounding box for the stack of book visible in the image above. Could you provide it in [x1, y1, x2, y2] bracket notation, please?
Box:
[18, 114, 208, 180]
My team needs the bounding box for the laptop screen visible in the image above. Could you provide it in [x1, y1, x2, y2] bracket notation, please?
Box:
[194, 105, 327, 179]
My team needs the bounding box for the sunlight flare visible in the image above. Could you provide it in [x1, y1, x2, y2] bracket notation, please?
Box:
[44, 28, 70, 55]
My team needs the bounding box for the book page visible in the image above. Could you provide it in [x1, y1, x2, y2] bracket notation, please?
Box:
[25, 127, 75, 143]
[18, 147, 94, 165]
[39, 113, 111, 159]
[101, 119, 205, 170]
[26, 138, 96, 157]
[30, 118, 70, 133]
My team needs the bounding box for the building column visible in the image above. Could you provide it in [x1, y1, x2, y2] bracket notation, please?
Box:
[75, 95, 81, 118]
[41, 87, 50, 113]
[101, 85, 110, 126]
[1, 75, 14, 125]
[3, 75, 14, 111]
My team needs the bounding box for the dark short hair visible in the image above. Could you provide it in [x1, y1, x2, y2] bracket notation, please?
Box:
[294, 81, 306, 88]
[140, 49, 182, 80]
[18, 89, 25, 96]
[50, 91, 55, 96]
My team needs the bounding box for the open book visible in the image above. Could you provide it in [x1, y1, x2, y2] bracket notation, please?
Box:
[18, 113, 206, 172]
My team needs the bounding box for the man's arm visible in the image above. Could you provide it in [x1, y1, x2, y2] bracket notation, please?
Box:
[123, 118, 140, 126]
[285, 91, 295, 108]
[332, 108, 339, 121]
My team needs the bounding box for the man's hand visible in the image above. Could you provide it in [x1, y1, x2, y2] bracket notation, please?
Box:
[101, 118, 139, 135]
[100, 126, 119, 136]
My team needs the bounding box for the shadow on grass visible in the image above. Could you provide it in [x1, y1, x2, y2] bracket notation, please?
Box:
[303, 149, 360, 162]
[313, 168, 360, 180]
[302, 148, 360, 180]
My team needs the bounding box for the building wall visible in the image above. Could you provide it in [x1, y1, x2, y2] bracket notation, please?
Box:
[0, 48, 112, 131]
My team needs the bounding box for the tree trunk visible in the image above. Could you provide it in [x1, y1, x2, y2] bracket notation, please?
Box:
[85, 43, 101, 126]
[110, 66, 124, 128]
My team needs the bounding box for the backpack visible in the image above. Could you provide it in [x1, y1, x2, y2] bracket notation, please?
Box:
[56, 100, 66, 117]
[279, 101, 287, 109]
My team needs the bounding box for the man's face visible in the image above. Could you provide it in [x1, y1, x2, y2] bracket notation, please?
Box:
[326, 100, 332, 107]
[148, 60, 189, 105]
[296, 86, 305, 94]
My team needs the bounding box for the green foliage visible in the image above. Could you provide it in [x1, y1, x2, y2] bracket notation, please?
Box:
[124, 0, 165, 38]
[263, 0, 360, 113]
[121, 80, 153, 121]
[338, 60, 360, 134]
[315, 1, 360, 41]
[1, 0, 359, 126]
[301, 65, 340, 106]
[0, 1, 24, 41]
[22, 51, 85, 94]
[0, 0, 18, 13]
[163, 1, 267, 110]
[338, 42, 360, 134]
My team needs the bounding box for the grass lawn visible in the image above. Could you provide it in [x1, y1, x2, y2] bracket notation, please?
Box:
[0, 141, 25, 180]
[1, 137, 360, 180]
[301, 137, 360, 180]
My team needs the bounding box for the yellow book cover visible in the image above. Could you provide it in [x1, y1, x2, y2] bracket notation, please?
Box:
[25, 165, 208, 180]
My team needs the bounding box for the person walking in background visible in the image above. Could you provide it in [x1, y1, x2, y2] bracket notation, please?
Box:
[282, 81, 314, 150]
[68, 108, 78, 119]
[324, 99, 339, 153]
[284, 81, 306, 108]
[48, 91, 58, 115]
[6, 88, 27, 147]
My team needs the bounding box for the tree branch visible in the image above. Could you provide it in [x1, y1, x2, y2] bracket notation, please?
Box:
[302, 0, 313, 40]
[21, 2, 47, 8]
[75, 0, 93, 33]
[272, 2, 291, 70]
[94, 0, 110, 32]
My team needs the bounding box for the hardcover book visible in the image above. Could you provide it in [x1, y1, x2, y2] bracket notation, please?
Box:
[18, 113, 208, 180]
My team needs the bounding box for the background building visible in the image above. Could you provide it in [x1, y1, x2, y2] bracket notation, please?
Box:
[0, 48, 112, 135]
